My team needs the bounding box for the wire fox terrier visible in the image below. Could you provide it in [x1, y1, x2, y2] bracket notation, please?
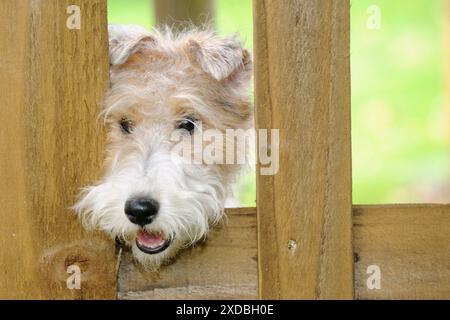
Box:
[74, 25, 253, 270]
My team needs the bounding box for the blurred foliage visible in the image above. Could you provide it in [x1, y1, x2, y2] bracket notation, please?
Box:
[108, 0, 449, 205]
[108, 0, 154, 27]
[351, 0, 448, 203]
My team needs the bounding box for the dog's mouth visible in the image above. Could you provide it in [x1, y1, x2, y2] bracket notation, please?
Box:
[135, 230, 172, 254]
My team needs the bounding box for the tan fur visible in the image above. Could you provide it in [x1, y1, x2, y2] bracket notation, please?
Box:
[74, 25, 253, 269]
[106, 26, 253, 186]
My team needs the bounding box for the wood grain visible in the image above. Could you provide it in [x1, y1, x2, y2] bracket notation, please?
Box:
[0, 0, 116, 299]
[118, 208, 258, 300]
[354, 204, 450, 300]
[154, 0, 215, 28]
[253, 0, 353, 299]
[118, 205, 450, 300]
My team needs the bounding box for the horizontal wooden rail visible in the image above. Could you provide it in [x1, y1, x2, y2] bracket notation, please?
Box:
[354, 204, 450, 299]
[118, 208, 258, 300]
[118, 205, 450, 300]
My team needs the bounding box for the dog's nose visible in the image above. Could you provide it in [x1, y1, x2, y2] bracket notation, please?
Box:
[124, 198, 159, 227]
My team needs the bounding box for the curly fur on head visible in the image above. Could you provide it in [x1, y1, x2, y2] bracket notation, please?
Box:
[74, 25, 253, 270]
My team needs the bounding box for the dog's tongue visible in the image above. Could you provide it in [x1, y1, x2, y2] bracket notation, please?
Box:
[137, 230, 165, 248]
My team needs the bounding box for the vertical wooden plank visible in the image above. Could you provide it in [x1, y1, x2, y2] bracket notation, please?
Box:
[254, 0, 353, 299]
[0, 0, 116, 299]
[154, 0, 215, 28]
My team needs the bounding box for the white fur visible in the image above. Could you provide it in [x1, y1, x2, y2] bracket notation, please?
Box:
[74, 25, 252, 271]
[74, 127, 226, 270]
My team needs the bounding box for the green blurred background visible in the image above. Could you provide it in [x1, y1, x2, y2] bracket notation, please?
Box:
[108, 0, 450, 205]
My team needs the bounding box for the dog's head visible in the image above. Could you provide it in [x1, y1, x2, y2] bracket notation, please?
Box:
[74, 25, 252, 270]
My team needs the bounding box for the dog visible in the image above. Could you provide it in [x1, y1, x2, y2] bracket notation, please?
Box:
[74, 25, 253, 270]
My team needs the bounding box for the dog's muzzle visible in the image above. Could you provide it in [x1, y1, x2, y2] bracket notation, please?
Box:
[125, 197, 159, 227]
[135, 230, 172, 254]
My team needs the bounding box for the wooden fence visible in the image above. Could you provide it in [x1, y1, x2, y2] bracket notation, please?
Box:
[118, 205, 450, 300]
[0, 0, 117, 299]
[154, 0, 214, 28]
[0, 0, 449, 300]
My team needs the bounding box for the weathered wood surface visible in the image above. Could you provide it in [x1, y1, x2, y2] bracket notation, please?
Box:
[154, 0, 215, 28]
[118, 208, 258, 300]
[253, 0, 353, 299]
[354, 204, 450, 300]
[0, 0, 116, 299]
[118, 205, 450, 300]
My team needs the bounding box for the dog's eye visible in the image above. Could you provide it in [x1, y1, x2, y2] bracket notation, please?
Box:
[176, 117, 197, 134]
[119, 118, 134, 134]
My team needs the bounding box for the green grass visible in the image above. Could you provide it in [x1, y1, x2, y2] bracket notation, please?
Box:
[108, 0, 449, 205]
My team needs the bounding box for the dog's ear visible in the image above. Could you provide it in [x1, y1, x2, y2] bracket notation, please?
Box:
[108, 25, 156, 66]
[187, 34, 252, 84]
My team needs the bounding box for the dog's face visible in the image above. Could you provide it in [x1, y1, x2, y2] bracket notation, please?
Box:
[74, 25, 252, 270]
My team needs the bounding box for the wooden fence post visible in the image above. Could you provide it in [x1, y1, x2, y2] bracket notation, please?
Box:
[254, 0, 353, 299]
[0, 0, 116, 299]
[154, 0, 215, 28]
